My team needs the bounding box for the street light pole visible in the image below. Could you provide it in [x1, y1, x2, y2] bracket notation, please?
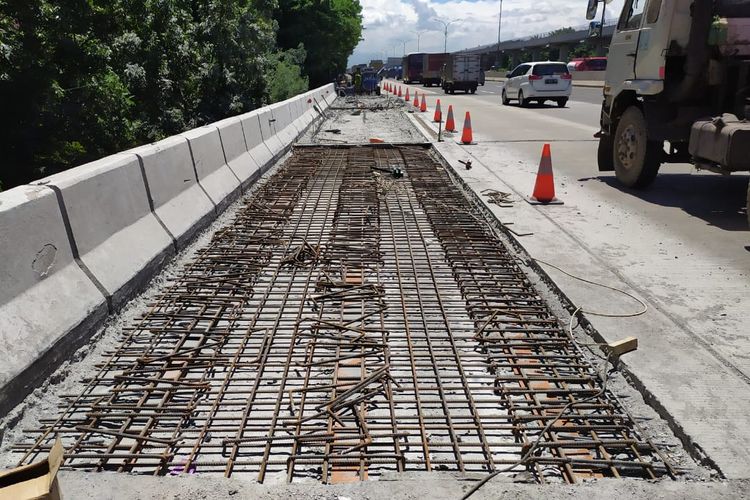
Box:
[433, 18, 460, 53]
[497, 0, 503, 46]
[413, 30, 428, 52]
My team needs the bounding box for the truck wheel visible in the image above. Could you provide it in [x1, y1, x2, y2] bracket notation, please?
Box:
[613, 106, 662, 188]
[501, 89, 510, 105]
[470, 87, 476, 94]
[597, 134, 615, 172]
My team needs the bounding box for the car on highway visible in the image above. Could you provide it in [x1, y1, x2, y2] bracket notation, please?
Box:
[502, 61, 572, 108]
[567, 57, 607, 72]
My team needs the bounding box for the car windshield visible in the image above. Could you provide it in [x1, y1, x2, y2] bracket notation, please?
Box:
[533, 64, 569, 76]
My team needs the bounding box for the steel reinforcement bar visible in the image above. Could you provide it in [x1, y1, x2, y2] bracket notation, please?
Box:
[14, 144, 672, 484]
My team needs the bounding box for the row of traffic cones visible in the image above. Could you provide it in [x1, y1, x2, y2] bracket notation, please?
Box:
[385, 81, 475, 145]
[384, 80, 560, 204]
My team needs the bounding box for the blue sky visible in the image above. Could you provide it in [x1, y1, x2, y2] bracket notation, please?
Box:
[349, 0, 625, 66]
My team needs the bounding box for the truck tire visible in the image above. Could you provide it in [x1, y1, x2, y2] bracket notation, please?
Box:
[613, 106, 662, 188]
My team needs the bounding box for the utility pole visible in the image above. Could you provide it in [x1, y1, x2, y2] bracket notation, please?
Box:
[413, 30, 428, 52]
[497, 0, 503, 46]
[497, 0, 503, 68]
[433, 18, 460, 53]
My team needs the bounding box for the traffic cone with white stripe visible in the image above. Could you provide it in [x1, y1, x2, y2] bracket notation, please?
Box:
[398, 86, 402, 97]
[404, 88, 410, 101]
[433, 99, 442, 122]
[528, 143, 563, 205]
[420, 94, 427, 112]
[413, 91, 419, 108]
[459, 111, 476, 145]
[445, 105, 456, 132]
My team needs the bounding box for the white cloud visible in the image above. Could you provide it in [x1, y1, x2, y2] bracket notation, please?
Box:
[350, 0, 625, 65]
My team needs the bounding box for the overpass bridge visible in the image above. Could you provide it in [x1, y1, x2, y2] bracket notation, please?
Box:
[458, 21, 616, 68]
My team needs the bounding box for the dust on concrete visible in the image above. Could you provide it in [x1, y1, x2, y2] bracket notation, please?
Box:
[0, 155, 291, 467]
[301, 95, 425, 144]
[53, 470, 750, 499]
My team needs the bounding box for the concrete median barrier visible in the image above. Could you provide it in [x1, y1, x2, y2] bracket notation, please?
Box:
[257, 107, 285, 160]
[216, 116, 261, 188]
[133, 135, 216, 248]
[270, 102, 299, 146]
[181, 125, 241, 211]
[0, 185, 109, 415]
[241, 111, 275, 173]
[41, 154, 175, 311]
[0, 84, 334, 417]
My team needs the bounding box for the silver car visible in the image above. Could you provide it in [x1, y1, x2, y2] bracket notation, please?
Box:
[502, 61, 572, 108]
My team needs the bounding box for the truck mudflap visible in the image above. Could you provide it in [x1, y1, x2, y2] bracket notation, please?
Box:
[689, 114, 750, 171]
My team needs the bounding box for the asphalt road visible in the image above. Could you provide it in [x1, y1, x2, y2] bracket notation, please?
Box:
[384, 77, 750, 403]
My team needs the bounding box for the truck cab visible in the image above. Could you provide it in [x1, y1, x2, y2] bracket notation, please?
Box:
[592, 0, 750, 216]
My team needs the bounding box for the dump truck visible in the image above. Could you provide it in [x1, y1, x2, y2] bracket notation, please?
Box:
[441, 54, 481, 94]
[402, 53, 426, 83]
[589, 0, 750, 222]
[422, 53, 449, 86]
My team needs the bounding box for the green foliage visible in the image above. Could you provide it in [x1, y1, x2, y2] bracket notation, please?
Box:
[0, 0, 362, 189]
[266, 45, 309, 102]
[275, 0, 363, 87]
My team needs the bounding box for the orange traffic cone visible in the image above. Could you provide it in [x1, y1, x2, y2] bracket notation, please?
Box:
[445, 105, 456, 131]
[459, 111, 475, 145]
[398, 86, 402, 97]
[413, 91, 419, 107]
[420, 95, 427, 112]
[433, 99, 442, 122]
[385, 82, 390, 92]
[404, 88, 410, 101]
[528, 144, 563, 204]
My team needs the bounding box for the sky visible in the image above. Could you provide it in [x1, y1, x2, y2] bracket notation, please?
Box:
[348, 0, 625, 66]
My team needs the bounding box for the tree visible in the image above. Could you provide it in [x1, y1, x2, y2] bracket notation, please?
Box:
[275, 0, 362, 87]
[0, 0, 357, 191]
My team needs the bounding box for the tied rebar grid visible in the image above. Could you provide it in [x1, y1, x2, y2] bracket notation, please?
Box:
[15, 145, 671, 484]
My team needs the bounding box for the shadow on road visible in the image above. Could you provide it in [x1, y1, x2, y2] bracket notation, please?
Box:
[579, 173, 749, 232]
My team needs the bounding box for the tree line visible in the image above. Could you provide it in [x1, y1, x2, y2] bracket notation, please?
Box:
[0, 0, 362, 190]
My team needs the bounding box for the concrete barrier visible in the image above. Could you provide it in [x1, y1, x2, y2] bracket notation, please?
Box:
[181, 125, 241, 211]
[241, 111, 275, 173]
[0, 185, 108, 415]
[270, 102, 299, 146]
[257, 107, 285, 159]
[0, 83, 335, 417]
[41, 154, 175, 311]
[134, 135, 215, 248]
[216, 116, 261, 188]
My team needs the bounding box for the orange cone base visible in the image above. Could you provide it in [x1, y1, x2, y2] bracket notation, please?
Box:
[456, 140, 477, 145]
[526, 195, 564, 205]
